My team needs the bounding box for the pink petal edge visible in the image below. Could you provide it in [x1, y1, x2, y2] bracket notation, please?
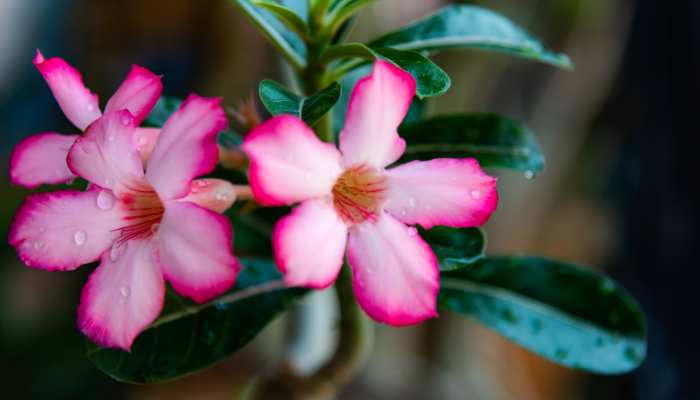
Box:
[9, 132, 78, 188]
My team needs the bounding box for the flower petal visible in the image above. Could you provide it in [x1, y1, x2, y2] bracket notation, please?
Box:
[33, 50, 101, 131]
[9, 132, 78, 188]
[8, 189, 125, 271]
[346, 212, 439, 326]
[273, 200, 348, 289]
[157, 201, 239, 303]
[134, 127, 160, 165]
[179, 178, 237, 213]
[77, 239, 164, 350]
[145, 95, 226, 200]
[243, 115, 343, 206]
[67, 110, 144, 193]
[384, 158, 498, 229]
[339, 60, 415, 168]
[105, 65, 163, 126]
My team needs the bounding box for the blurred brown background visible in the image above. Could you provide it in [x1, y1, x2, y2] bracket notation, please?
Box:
[0, 0, 695, 399]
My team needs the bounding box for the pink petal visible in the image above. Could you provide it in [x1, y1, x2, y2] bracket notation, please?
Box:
[145, 95, 226, 200]
[9, 132, 78, 188]
[179, 178, 237, 213]
[105, 65, 163, 126]
[33, 50, 101, 131]
[8, 189, 125, 271]
[134, 127, 160, 165]
[242, 115, 343, 206]
[384, 158, 498, 229]
[346, 212, 439, 326]
[273, 200, 348, 289]
[156, 201, 239, 303]
[339, 60, 415, 168]
[67, 110, 144, 193]
[77, 239, 164, 350]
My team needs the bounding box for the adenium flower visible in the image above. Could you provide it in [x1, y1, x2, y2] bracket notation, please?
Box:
[10, 50, 162, 188]
[243, 61, 498, 325]
[9, 96, 241, 350]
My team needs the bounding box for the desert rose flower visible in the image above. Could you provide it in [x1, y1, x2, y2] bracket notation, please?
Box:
[9, 96, 241, 350]
[10, 50, 162, 188]
[243, 61, 498, 326]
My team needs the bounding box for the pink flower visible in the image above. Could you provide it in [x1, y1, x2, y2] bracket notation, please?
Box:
[9, 50, 163, 188]
[243, 61, 498, 326]
[9, 96, 241, 350]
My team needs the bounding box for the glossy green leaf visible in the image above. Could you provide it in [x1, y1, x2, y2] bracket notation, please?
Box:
[422, 227, 486, 271]
[398, 114, 545, 173]
[279, 0, 308, 22]
[326, 0, 375, 34]
[325, 43, 450, 98]
[440, 257, 646, 374]
[252, 0, 309, 39]
[370, 5, 572, 69]
[88, 259, 306, 383]
[231, 0, 307, 69]
[259, 79, 341, 126]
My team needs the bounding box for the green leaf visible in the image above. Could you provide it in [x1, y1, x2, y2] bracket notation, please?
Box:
[440, 257, 646, 374]
[325, 43, 450, 98]
[88, 259, 306, 383]
[258, 79, 341, 126]
[398, 114, 545, 173]
[252, 0, 309, 39]
[370, 5, 572, 69]
[279, 0, 308, 22]
[231, 0, 307, 69]
[326, 0, 375, 35]
[422, 227, 486, 271]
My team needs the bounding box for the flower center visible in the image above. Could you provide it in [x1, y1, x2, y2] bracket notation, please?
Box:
[332, 165, 387, 224]
[114, 180, 165, 245]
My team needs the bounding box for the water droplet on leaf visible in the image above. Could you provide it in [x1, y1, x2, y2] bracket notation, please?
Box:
[524, 170, 535, 180]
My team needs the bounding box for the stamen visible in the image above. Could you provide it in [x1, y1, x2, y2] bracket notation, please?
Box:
[112, 180, 165, 245]
[332, 165, 387, 224]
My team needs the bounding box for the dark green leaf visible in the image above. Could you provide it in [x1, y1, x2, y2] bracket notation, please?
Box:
[88, 259, 306, 383]
[440, 256, 646, 374]
[326, 0, 375, 35]
[232, 0, 307, 69]
[259, 79, 341, 126]
[370, 5, 572, 69]
[398, 114, 545, 173]
[325, 43, 450, 98]
[252, 0, 309, 39]
[422, 227, 486, 271]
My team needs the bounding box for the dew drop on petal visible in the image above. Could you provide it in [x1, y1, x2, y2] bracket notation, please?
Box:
[524, 170, 535, 180]
[120, 115, 131, 126]
[33, 240, 44, 250]
[470, 190, 481, 200]
[406, 227, 418, 237]
[215, 192, 230, 202]
[86, 103, 95, 112]
[73, 230, 87, 246]
[109, 244, 122, 262]
[120, 286, 130, 297]
[104, 178, 114, 188]
[107, 134, 115, 142]
[400, 209, 407, 216]
[197, 180, 208, 187]
[138, 136, 148, 146]
[407, 197, 416, 208]
[96, 190, 115, 210]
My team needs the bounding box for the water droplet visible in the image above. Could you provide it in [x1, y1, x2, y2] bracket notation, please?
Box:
[138, 136, 148, 146]
[96, 190, 115, 210]
[215, 192, 230, 202]
[197, 180, 208, 187]
[107, 134, 115, 142]
[73, 230, 87, 246]
[109, 244, 123, 262]
[624, 346, 639, 362]
[120, 286, 130, 297]
[213, 302, 227, 311]
[121, 115, 131, 126]
[595, 337, 605, 347]
[599, 279, 615, 294]
[524, 170, 535, 180]
[104, 178, 114, 187]
[33, 241, 44, 250]
[521, 147, 531, 156]
[400, 209, 407, 216]
[531, 319, 543, 334]
[86, 103, 95, 111]
[470, 190, 481, 199]
[191, 187, 199, 193]
[501, 308, 518, 323]
[406, 227, 418, 237]
[407, 197, 416, 208]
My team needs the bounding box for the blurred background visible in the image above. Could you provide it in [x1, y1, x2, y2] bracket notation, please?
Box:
[0, 0, 696, 399]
